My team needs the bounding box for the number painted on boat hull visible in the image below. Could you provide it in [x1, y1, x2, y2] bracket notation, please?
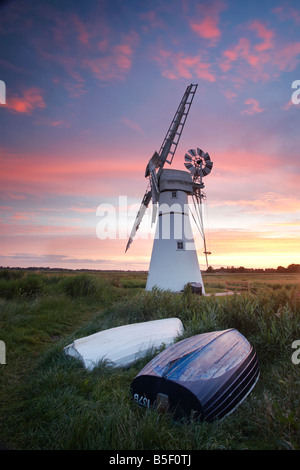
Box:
[133, 393, 150, 408]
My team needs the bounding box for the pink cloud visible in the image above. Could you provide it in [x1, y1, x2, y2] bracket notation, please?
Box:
[11, 212, 36, 220]
[0, 150, 146, 197]
[220, 193, 300, 214]
[6, 87, 46, 114]
[155, 50, 216, 82]
[69, 206, 95, 213]
[248, 21, 274, 52]
[273, 41, 300, 71]
[220, 38, 259, 72]
[84, 33, 138, 82]
[283, 100, 294, 111]
[190, 17, 221, 41]
[71, 14, 91, 46]
[190, 0, 226, 44]
[213, 149, 274, 177]
[223, 89, 237, 100]
[219, 18, 300, 82]
[139, 9, 167, 31]
[242, 98, 265, 115]
[272, 6, 300, 25]
[121, 117, 144, 134]
[219, 21, 278, 82]
[32, 8, 138, 88]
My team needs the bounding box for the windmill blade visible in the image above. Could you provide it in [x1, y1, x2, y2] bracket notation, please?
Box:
[184, 162, 194, 171]
[149, 166, 159, 202]
[197, 148, 205, 157]
[197, 148, 211, 162]
[145, 151, 161, 177]
[184, 162, 196, 175]
[125, 188, 152, 252]
[200, 161, 213, 177]
[188, 148, 197, 157]
[184, 153, 193, 162]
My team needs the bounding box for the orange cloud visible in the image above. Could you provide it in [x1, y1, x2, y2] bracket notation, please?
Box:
[6, 87, 46, 114]
[206, 229, 299, 269]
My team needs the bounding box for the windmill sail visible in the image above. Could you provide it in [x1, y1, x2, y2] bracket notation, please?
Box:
[184, 147, 213, 268]
[125, 188, 152, 253]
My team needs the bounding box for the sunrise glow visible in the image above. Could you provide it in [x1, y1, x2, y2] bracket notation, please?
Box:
[0, 0, 299, 271]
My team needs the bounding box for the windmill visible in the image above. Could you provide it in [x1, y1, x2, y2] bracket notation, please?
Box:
[125, 84, 213, 293]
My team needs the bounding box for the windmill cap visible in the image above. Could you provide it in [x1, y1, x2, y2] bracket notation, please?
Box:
[159, 169, 194, 193]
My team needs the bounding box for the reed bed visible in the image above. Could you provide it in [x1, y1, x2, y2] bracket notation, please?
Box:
[0, 270, 299, 450]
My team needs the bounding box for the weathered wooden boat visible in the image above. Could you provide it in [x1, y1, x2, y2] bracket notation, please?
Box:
[64, 317, 184, 370]
[130, 328, 260, 421]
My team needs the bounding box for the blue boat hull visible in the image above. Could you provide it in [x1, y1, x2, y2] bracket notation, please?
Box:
[130, 329, 260, 421]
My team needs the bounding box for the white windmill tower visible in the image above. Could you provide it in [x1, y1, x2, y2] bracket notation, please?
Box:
[125, 84, 213, 293]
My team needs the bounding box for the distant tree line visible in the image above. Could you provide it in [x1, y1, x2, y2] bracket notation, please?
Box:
[205, 264, 300, 273]
[0, 266, 148, 273]
[0, 264, 299, 274]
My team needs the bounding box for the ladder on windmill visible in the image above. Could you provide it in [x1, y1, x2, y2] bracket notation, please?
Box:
[160, 84, 198, 167]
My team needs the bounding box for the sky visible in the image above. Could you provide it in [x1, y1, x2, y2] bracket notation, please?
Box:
[0, 0, 299, 271]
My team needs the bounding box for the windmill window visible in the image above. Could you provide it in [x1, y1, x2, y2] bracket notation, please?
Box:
[177, 241, 184, 250]
[171, 191, 177, 198]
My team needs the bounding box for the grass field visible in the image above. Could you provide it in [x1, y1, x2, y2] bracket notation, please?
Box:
[0, 269, 299, 450]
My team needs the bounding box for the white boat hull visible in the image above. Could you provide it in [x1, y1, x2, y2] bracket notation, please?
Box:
[64, 318, 184, 370]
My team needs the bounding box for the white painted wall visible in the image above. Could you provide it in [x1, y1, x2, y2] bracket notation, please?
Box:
[146, 170, 205, 293]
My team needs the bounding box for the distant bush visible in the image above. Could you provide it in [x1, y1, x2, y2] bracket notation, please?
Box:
[18, 274, 45, 299]
[0, 273, 44, 300]
[59, 274, 97, 298]
[120, 278, 146, 289]
[103, 288, 184, 327]
[0, 269, 24, 281]
[0, 279, 17, 299]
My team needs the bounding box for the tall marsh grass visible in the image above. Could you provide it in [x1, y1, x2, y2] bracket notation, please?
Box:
[0, 270, 299, 450]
